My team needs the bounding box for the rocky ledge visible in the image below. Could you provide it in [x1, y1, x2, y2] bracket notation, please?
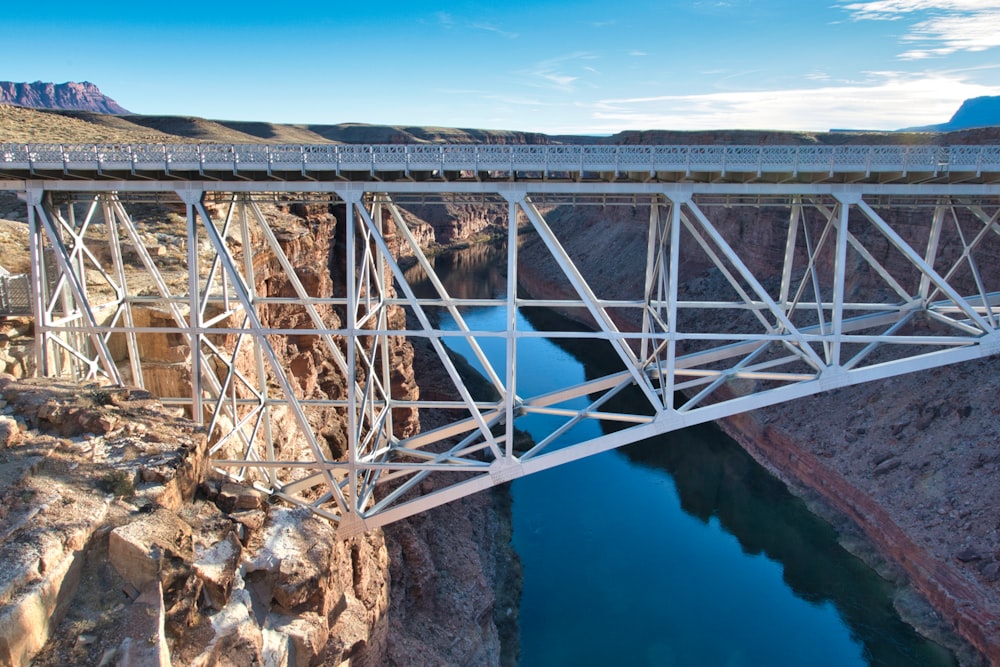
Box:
[0, 377, 392, 666]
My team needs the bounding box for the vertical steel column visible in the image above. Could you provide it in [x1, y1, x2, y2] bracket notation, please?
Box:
[504, 195, 518, 459]
[23, 187, 49, 376]
[184, 192, 204, 423]
[373, 200, 394, 445]
[919, 203, 948, 303]
[779, 198, 802, 307]
[641, 202, 662, 365]
[101, 194, 143, 388]
[829, 196, 852, 369]
[63, 202, 84, 379]
[345, 195, 360, 514]
[664, 195, 682, 408]
[238, 196, 277, 487]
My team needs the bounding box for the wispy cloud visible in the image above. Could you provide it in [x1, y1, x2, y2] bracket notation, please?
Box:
[482, 94, 550, 106]
[839, 1, 1000, 58]
[583, 71, 999, 131]
[430, 12, 518, 39]
[470, 22, 519, 39]
[518, 53, 599, 92]
[629, 50, 648, 57]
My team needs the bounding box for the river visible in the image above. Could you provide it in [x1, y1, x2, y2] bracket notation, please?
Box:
[405, 241, 957, 667]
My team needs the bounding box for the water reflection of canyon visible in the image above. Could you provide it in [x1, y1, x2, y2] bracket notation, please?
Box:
[402, 241, 956, 667]
[402, 242, 508, 300]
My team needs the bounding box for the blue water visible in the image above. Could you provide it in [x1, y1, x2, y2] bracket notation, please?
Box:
[405, 246, 957, 667]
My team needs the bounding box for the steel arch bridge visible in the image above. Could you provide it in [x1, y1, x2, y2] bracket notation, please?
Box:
[2, 142, 1000, 535]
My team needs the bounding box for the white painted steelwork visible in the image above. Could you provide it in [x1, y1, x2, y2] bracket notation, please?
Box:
[2, 143, 1000, 182]
[4, 144, 1000, 535]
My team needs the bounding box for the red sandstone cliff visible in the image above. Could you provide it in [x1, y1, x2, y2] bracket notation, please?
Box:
[0, 190, 518, 666]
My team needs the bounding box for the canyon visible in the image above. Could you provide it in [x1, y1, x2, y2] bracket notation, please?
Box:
[0, 105, 999, 664]
[514, 196, 1000, 665]
[0, 191, 517, 666]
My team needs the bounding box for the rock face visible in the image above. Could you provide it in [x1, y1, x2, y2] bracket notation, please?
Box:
[0, 195, 519, 666]
[0, 379, 205, 666]
[401, 202, 507, 246]
[902, 96, 1000, 132]
[0, 376, 394, 667]
[0, 81, 130, 115]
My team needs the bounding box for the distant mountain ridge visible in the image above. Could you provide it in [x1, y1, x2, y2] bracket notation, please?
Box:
[901, 96, 1000, 132]
[3, 81, 1000, 144]
[0, 81, 129, 115]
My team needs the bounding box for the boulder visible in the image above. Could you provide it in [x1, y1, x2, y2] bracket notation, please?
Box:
[117, 581, 171, 667]
[267, 612, 328, 667]
[188, 581, 264, 667]
[216, 482, 266, 514]
[0, 415, 22, 447]
[193, 532, 243, 610]
[109, 509, 193, 591]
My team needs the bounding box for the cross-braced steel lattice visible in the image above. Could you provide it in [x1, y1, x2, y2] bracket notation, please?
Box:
[7, 145, 1000, 534]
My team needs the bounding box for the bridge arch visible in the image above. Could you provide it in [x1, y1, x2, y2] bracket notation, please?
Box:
[2, 143, 999, 534]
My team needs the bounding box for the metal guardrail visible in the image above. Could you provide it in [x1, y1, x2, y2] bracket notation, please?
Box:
[1, 143, 999, 179]
[0, 272, 30, 316]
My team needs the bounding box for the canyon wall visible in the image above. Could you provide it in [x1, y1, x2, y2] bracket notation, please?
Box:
[186, 200, 518, 665]
[514, 200, 1000, 665]
[0, 195, 519, 666]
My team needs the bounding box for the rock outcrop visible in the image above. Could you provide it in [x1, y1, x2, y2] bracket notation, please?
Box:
[0, 81, 130, 115]
[902, 95, 1000, 132]
[0, 191, 520, 666]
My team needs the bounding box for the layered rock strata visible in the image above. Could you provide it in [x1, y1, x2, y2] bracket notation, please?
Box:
[0, 81, 130, 115]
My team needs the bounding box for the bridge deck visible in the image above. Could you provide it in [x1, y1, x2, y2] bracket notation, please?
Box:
[2, 143, 999, 184]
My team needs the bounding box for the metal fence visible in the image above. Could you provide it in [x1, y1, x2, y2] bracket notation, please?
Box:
[0, 270, 31, 316]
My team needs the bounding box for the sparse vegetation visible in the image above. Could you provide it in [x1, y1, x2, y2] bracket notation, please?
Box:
[99, 469, 135, 498]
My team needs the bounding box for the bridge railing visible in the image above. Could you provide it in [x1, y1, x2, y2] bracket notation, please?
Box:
[2, 143, 999, 178]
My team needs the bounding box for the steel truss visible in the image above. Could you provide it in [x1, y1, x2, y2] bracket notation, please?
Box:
[13, 178, 1000, 535]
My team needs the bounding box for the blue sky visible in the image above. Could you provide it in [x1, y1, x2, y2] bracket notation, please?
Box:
[5, 0, 1000, 133]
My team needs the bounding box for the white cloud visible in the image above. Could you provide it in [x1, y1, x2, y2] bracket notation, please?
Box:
[899, 10, 1000, 57]
[470, 22, 519, 39]
[518, 53, 598, 93]
[840, 1, 1000, 57]
[582, 72, 999, 131]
